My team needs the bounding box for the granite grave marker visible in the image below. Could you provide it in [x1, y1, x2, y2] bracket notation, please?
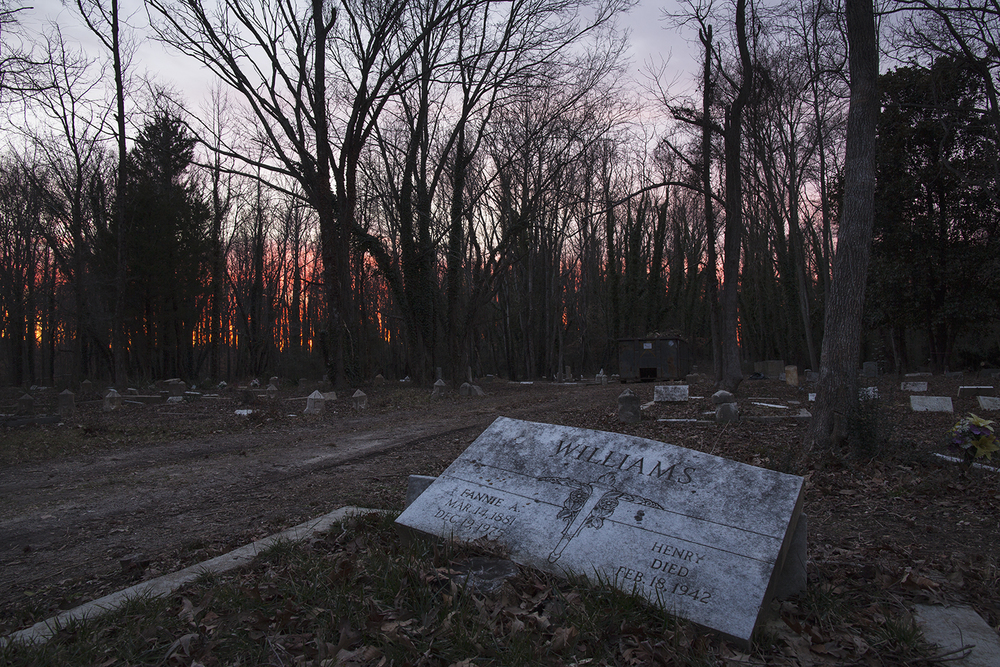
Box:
[396, 417, 805, 644]
[654, 384, 689, 403]
[910, 395, 954, 412]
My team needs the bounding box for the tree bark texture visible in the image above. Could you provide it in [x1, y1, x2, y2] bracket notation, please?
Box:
[809, 0, 878, 448]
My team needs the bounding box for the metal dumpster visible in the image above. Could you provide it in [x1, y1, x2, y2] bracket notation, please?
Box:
[618, 337, 691, 381]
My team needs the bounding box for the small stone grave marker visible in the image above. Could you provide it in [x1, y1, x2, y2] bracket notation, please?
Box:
[432, 379, 447, 399]
[352, 389, 367, 410]
[958, 386, 994, 398]
[654, 384, 688, 403]
[303, 390, 324, 415]
[977, 395, 1000, 411]
[80, 379, 94, 396]
[862, 361, 878, 378]
[396, 417, 805, 644]
[266, 383, 278, 399]
[900, 381, 927, 392]
[764, 360, 784, 379]
[859, 387, 879, 400]
[784, 366, 798, 387]
[460, 382, 473, 396]
[805, 371, 819, 383]
[58, 389, 75, 418]
[618, 389, 640, 423]
[103, 389, 122, 412]
[910, 395, 953, 412]
[16, 394, 34, 415]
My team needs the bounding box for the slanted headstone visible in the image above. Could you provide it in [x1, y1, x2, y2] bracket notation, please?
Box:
[958, 386, 994, 398]
[432, 379, 447, 399]
[80, 379, 94, 397]
[977, 395, 1000, 411]
[654, 384, 689, 403]
[103, 389, 122, 412]
[460, 382, 473, 396]
[910, 395, 953, 412]
[618, 388, 640, 423]
[900, 381, 928, 392]
[862, 361, 878, 378]
[352, 389, 367, 410]
[217, 381, 228, 390]
[471, 385, 485, 397]
[58, 389, 75, 418]
[396, 417, 805, 645]
[303, 390, 324, 415]
[784, 366, 798, 387]
[16, 393, 34, 415]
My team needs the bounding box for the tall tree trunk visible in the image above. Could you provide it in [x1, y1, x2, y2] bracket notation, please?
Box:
[719, 0, 752, 393]
[809, 0, 878, 449]
[699, 25, 722, 382]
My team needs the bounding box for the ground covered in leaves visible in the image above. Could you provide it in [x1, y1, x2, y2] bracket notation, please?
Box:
[1, 373, 998, 665]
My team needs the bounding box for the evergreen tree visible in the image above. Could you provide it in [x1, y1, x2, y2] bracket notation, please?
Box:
[115, 111, 210, 379]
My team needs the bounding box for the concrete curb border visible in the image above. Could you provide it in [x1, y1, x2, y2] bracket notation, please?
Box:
[2, 505, 379, 647]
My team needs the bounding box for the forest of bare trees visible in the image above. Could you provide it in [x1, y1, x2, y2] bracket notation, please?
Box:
[1, 0, 998, 408]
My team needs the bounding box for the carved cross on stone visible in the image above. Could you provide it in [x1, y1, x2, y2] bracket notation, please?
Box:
[539, 472, 664, 563]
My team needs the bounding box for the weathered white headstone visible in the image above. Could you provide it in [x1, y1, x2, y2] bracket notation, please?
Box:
[654, 385, 689, 403]
[958, 386, 994, 398]
[859, 386, 879, 400]
[352, 389, 367, 410]
[910, 395, 953, 412]
[304, 390, 324, 415]
[103, 389, 122, 412]
[900, 381, 928, 392]
[396, 417, 804, 644]
[618, 389, 640, 423]
[976, 395, 1000, 411]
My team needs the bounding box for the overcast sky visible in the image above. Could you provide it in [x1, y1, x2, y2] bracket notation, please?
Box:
[20, 0, 701, 116]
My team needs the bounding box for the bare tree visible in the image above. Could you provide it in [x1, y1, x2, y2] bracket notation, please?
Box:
[809, 0, 879, 449]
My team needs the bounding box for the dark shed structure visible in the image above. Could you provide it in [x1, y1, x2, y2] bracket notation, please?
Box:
[618, 337, 691, 381]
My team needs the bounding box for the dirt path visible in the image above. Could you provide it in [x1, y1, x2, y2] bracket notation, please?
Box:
[0, 382, 632, 634]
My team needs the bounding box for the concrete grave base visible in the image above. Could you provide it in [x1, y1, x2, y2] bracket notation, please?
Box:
[1, 506, 380, 647]
[913, 604, 1000, 667]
